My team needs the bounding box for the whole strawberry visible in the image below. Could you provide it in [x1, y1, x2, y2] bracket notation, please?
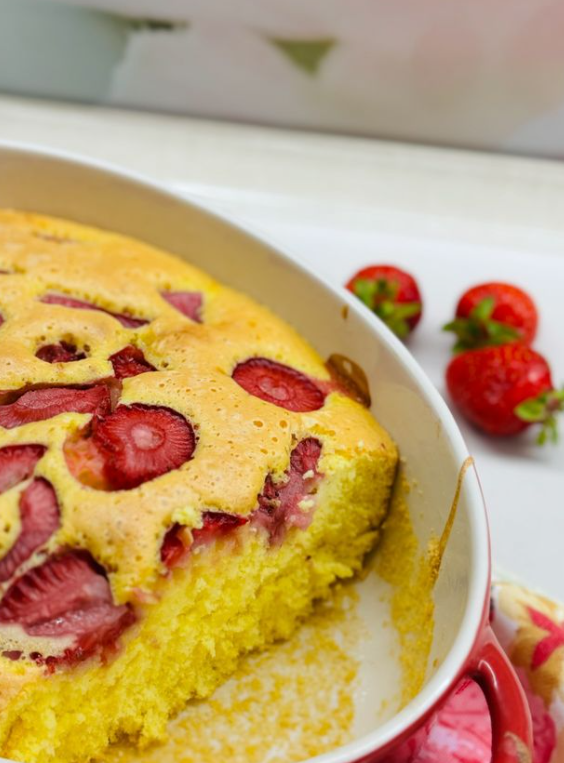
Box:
[346, 265, 422, 339]
[446, 344, 563, 443]
[444, 282, 538, 352]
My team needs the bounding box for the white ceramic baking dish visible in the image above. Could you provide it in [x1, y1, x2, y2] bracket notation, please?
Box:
[0, 144, 532, 763]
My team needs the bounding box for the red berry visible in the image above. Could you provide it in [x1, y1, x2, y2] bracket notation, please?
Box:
[192, 511, 248, 546]
[0, 444, 46, 493]
[445, 282, 538, 352]
[161, 291, 202, 323]
[36, 341, 86, 364]
[0, 479, 60, 582]
[0, 551, 134, 664]
[41, 294, 147, 328]
[254, 438, 322, 542]
[446, 345, 555, 437]
[110, 345, 156, 379]
[161, 511, 248, 569]
[346, 265, 422, 338]
[0, 385, 112, 430]
[93, 404, 196, 490]
[233, 358, 325, 412]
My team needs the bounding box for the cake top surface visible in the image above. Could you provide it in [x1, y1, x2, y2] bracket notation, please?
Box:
[0, 210, 394, 603]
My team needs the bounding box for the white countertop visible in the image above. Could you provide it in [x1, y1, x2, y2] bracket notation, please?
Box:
[0, 94, 562, 597]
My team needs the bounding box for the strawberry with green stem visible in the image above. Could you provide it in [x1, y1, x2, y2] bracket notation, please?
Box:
[444, 282, 538, 352]
[446, 344, 563, 444]
[346, 265, 422, 339]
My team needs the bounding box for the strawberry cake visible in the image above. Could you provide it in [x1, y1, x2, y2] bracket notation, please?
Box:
[0, 210, 398, 763]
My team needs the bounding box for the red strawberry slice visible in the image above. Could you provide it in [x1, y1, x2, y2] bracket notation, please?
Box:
[192, 511, 249, 545]
[232, 358, 325, 412]
[0, 479, 60, 582]
[253, 438, 322, 542]
[161, 291, 202, 323]
[36, 341, 86, 364]
[110, 345, 156, 379]
[161, 512, 248, 569]
[93, 404, 196, 490]
[160, 523, 188, 569]
[42, 294, 147, 328]
[0, 314, 4, 326]
[0, 385, 112, 429]
[0, 550, 134, 665]
[0, 444, 46, 493]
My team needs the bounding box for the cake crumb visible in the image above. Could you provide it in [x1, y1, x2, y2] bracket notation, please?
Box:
[99, 590, 361, 763]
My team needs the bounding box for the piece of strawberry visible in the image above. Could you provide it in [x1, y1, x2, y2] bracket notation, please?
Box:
[0, 479, 60, 582]
[0, 444, 46, 493]
[192, 511, 248, 546]
[110, 345, 156, 379]
[0, 384, 112, 429]
[161, 511, 248, 569]
[0, 550, 134, 665]
[93, 404, 196, 489]
[161, 291, 202, 323]
[346, 265, 422, 339]
[63, 432, 110, 490]
[444, 282, 538, 352]
[36, 341, 86, 364]
[0, 314, 4, 326]
[446, 344, 563, 442]
[253, 438, 322, 542]
[41, 293, 147, 328]
[232, 358, 325, 412]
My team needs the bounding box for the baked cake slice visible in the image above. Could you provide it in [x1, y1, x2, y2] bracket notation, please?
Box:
[0, 210, 398, 763]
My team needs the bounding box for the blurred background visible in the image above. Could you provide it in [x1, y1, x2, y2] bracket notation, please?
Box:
[2, 0, 564, 157]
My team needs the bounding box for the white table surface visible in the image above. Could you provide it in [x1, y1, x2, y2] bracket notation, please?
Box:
[0, 95, 562, 598]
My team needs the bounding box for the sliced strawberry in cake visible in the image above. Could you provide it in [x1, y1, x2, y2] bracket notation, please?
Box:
[254, 438, 322, 542]
[0, 551, 134, 665]
[232, 358, 325, 412]
[36, 342, 86, 364]
[0, 479, 60, 582]
[161, 512, 249, 570]
[0, 444, 46, 493]
[110, 346, 156, 379]
[66, 405, 196, 490]
[161, 291, 202, 323]
[42, 294, 148, 328]
[0, 385, 112, 429]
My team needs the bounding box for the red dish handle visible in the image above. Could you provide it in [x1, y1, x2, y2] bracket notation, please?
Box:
[472, 626, 533, 763]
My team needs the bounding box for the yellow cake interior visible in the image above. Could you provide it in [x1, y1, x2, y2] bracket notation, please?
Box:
[0, 211, 398, 763]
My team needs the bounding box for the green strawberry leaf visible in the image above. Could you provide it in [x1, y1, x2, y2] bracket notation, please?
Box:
[352, 278, 378, 308]
[470, 296, 495, 322]
[443, 296, 520, 353]
[270, 38, 337, 75]
[515, 386, 564, 445]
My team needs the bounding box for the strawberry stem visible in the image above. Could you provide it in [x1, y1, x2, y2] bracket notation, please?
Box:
[515, 386, 564, 445]
[443, 296, 521, 353]
[352, 278, 420, 338]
